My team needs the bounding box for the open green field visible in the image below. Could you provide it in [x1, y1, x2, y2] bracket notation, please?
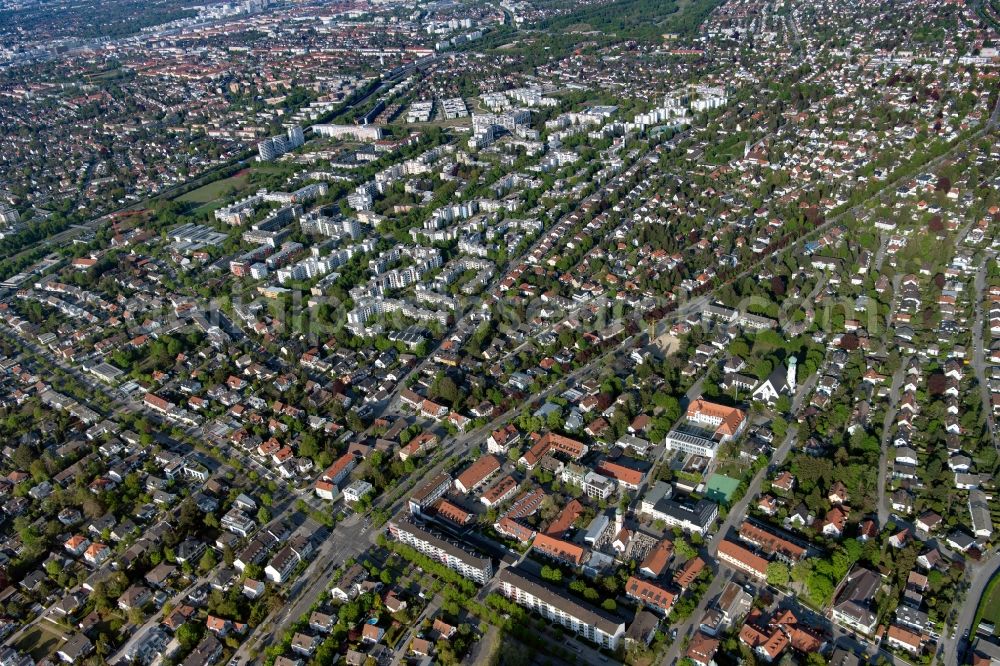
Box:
[14, 623, 65, 661]
[175, 169, 251, 204]
[975, 572, 1000, 634]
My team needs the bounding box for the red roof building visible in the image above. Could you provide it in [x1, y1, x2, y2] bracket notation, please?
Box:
[718, 540, 768, 580]
[532, 533, 586, 566]
[625, 576, 675, 614]
[454, 455, 501, 494]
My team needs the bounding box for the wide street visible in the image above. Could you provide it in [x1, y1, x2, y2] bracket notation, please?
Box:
[658, 372, 815, 666]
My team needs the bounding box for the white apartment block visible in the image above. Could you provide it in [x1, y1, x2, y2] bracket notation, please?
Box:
[497, 568, 626, 650]
[388, 519, 492, 584]
[664, 429, 719, 458]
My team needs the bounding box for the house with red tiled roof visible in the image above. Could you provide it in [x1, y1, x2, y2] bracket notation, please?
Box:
[432, 618, 457, 639]
[772, 471, 795, 493]
[687, 398, 747, 442]
[686, 631, 720, 666]
[545, 499, 583, 537]
[495, 517, 535, 543]
[886, 625, 922, 655]
[639, 539, 673, 578]
[625, 576, 675, 614]
[596, 459, 646, 490]
[315, 452, 358, 497]
[398, 432, 439, 461]
[822, 506, 849, 538]
[672, 556, 703, 590]
[738, 521, 805, 563]
[257, 438, 280, 457]
[740, 620, 790, 663]
[361, 623, 385, 643]
[447, 412, 470, 432]
[206, 615, 233, 637]
[717, 540, 768, 580]
[454, 455, 501, 494]
[420, 399, 448, 419]
[629, 414, 651, 434]
[480, 475, 518, 508]
[758, 495, 779, 516]
[428, 498, 473, 526]
[532, 532, 586, 566]
[143, 393, 174, 414]
[857, 518, 879, 542]
[71, 255, 99, 270]
[272, 446, 294, 465]
[584, 417, 610, 439]
[84, 542, 111, 565]
[486, 424, 520, 454]
[828, 481, 849, 505]
[518, 432, 588, 469]
[64, 535, 90, 556]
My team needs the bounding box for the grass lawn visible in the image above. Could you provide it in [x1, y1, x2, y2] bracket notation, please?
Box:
[975, 572, 1000, 633]
[15, 623, 66, 661]
[191, 196, 238, 216]
[175, 169, 251, 204]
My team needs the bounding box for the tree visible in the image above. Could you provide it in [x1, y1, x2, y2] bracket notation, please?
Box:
[804, 653, 827, 666]
[176, 623, 202, 651]
[767, 561, 790, 587]
[805, 571, 834, 606]
[11, 444, 34, 470]
[199, 548, 217, 573]
[540, 565, 562, 583]
[433, 375, 461, 406]
[771, 415, 788, 440]
[674, 539, 697, 560]
[770, 275, 786, 297]
[128, 606, 145, 625]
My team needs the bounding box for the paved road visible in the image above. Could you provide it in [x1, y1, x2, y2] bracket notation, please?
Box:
[877, 357, 908, 527]
[942, 552, 1000, 665]
[231, 517, 370, 665]
[765, 583, 913, 666]
[109, 579, 203, 664]
[659, 423, 799, 666]
[388, 595, 441, 666]
[970, 258, 998, 451]
[222, 154, 656, 663]
[659, 375, 813, 666]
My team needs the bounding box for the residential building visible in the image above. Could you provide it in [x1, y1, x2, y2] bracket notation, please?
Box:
[497, 567, 625, 649]
[387, 518, 493, 584]
[717, 540, 768, 580]
[454, 455, 501, 494]
[408, 473, 452, 516]
[831, 567, 881, 635]
[625, 576, 675, 615]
